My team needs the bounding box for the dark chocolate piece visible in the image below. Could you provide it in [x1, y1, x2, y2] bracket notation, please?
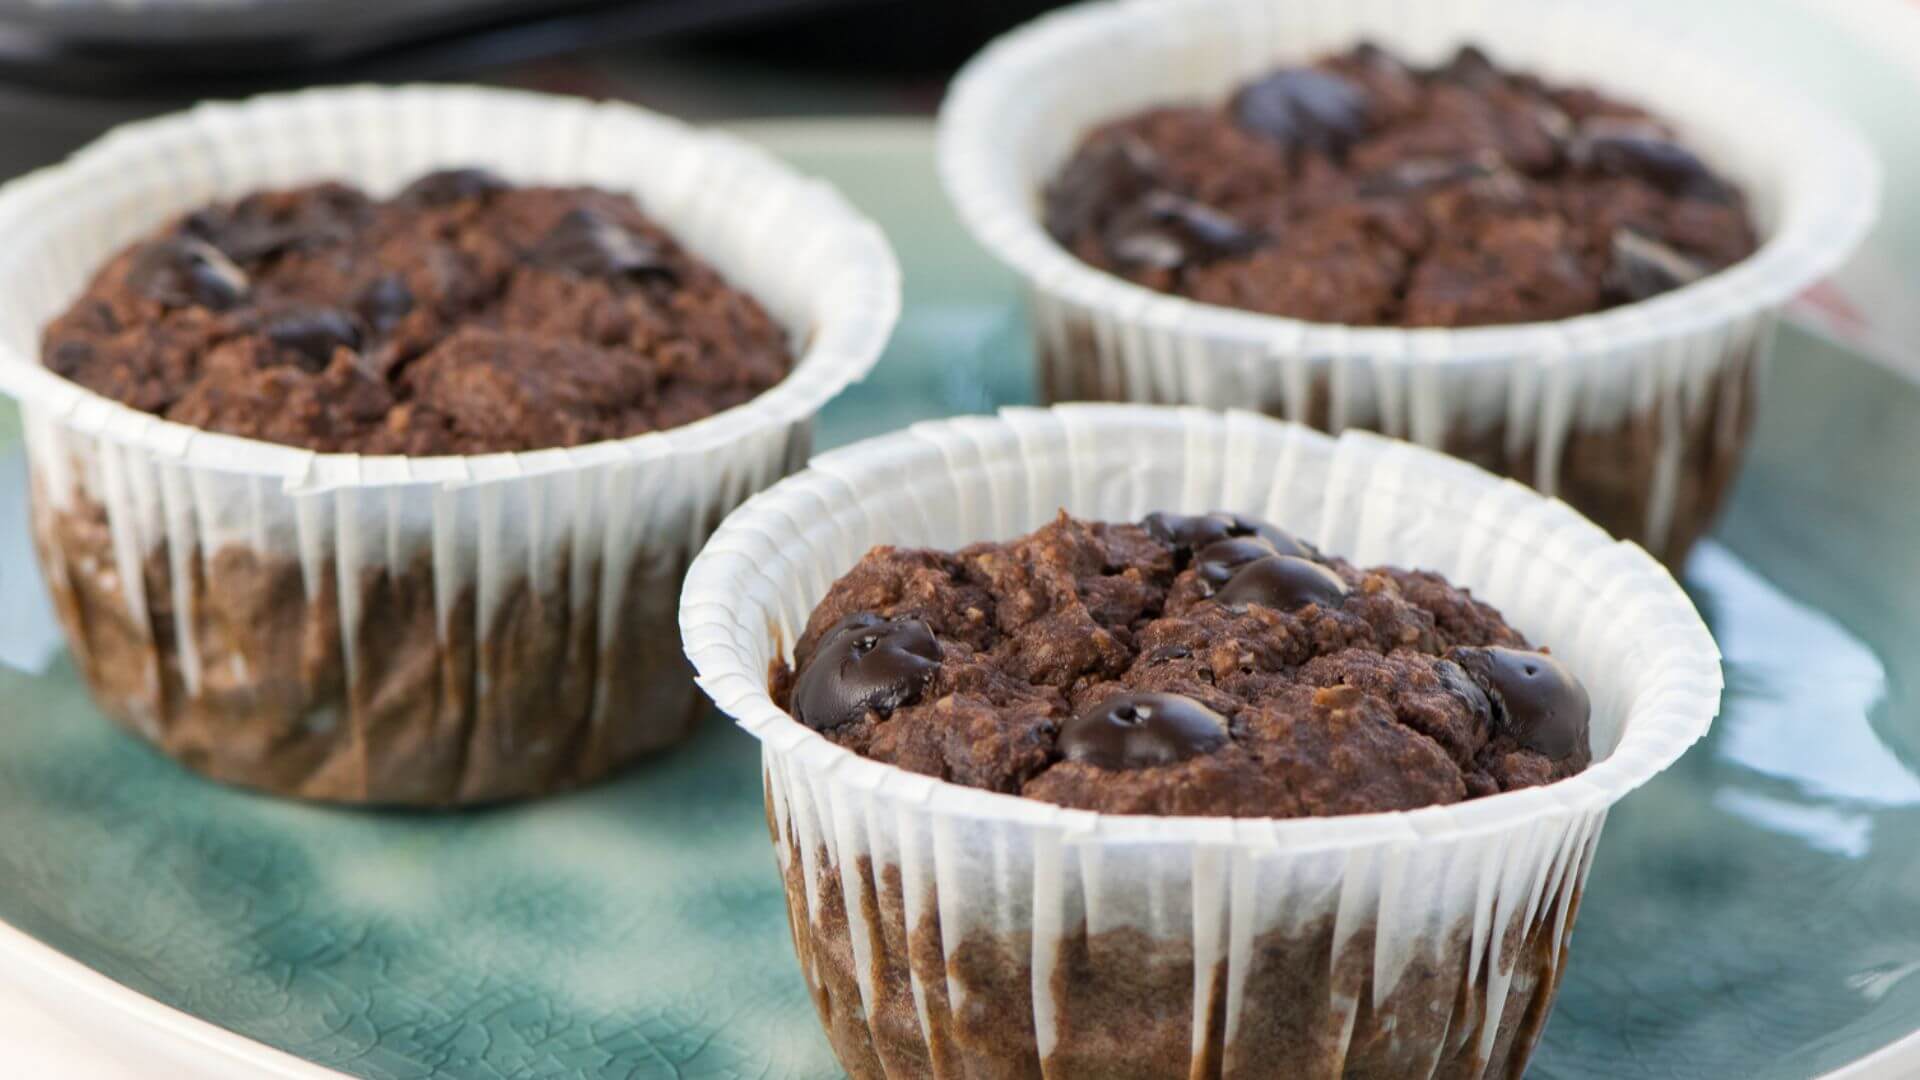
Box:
[1143, 511, 1314, 561]
[1214, 554, 1350, 613]
[400, 168, 509, 206]
[1058, 691, 1229, 770]
[1231, 67, 1371, 155]
[1044, 135, 1164, 244]
[126, 237, 249, 311]
[1101, 191, 1263, 270]
[1450, 646, 1590, 758]
[356, 275, 414, 332]
[1575, 125, 1732, 202]
[182, 210, 305, 264]
[1195, 536, 1282, 590]
[265, 309, 361, 371]
[792, 613, 942, 732]
[530, 208, 676, 282]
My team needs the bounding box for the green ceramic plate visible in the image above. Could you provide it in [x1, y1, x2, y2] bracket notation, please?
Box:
[2, 120, 1918, 1080]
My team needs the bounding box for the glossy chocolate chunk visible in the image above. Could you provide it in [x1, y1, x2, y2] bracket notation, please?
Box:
[1044, 134, 1164, 244]
[792, 613, 942, 732]
[1449, 646, 1590, 758]
[356, 275, 414, 333]
[1194, 536, 1282, 590]
[1604, 228, 1708, 303]
[1434, 657, 1495, 731]
[530, 208, 676, 282]
[127, 237, 248, 311]
[1231, 67, 1371, 156]
[182, 209, 306, 264]
[1101, 191, 1264, 270]
[1143, 511, 1314, 561]
[1575, 126, 1732, 202]
[266, 309, 361, 371]
[1058, 691, 1229, 770]
[1214, 554, 1350, 613]
[400, 168, 509, 206]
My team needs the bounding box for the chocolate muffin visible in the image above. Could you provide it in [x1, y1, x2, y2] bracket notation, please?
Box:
[1043, 43, 1758, 328]
[774, 510, 1590, 818]
[43, 169, 793, 454]
[29, 167, 809, 804]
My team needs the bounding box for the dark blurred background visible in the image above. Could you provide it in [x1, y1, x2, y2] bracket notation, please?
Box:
[0, 0, 1060, 178]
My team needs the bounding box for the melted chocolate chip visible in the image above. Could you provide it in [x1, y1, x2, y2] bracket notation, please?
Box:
[1044, 135, 1164, 244]
[1058, 691, 1229, 770]
[126, 237, 248, 311]
[400, 168, 509, 206]
[1434, 658, 1494, 731]
[1144, 511, 1315, 561]
[185, 213, 308, 264]
[791, 613, 942, 732]
[1231, 67, 1371, 156]
[356, 275, 414, 333]
[530, 208, 676, 282]
[1194, 537, 1281, 590]
[1449, 646, 1590, 758]
[265, 309, 361, 371]
[1574, 126, 1732, 202]
[1101, 191, 1264, 270]
[1214, 555, 1350, 613]
[1604, 228, 1707, 303]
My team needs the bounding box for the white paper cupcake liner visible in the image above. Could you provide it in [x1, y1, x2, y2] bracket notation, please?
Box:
[0, 84, 900, 805]
[938, 0, 1879, 564]
[681, 404, 1721, 1078]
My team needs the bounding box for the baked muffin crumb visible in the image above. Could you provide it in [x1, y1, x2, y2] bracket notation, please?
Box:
[777, 511, 1591, 818]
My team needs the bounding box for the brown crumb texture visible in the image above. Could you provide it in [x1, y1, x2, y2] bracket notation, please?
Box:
[42, 173, 793, 455]
[777, 512, 1590, 818]
[1044, 43, 1758, 328]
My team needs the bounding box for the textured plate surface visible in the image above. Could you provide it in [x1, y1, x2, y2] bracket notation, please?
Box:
[1, 121, 1918, 1079]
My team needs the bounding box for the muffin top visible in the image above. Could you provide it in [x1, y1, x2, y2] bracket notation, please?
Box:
[1043, 42, 1758, 328]
[42, 169, 794, 455]
[773, 511, 1591, 818]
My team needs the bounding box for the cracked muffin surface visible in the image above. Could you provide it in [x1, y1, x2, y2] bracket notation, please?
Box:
[774, 511, 1592, 818]
[43, 168, 793, 455]
[1043, 41, 1759, 328]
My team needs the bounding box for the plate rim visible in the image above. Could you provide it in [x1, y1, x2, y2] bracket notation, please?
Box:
[0, 916, 348, 1077]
